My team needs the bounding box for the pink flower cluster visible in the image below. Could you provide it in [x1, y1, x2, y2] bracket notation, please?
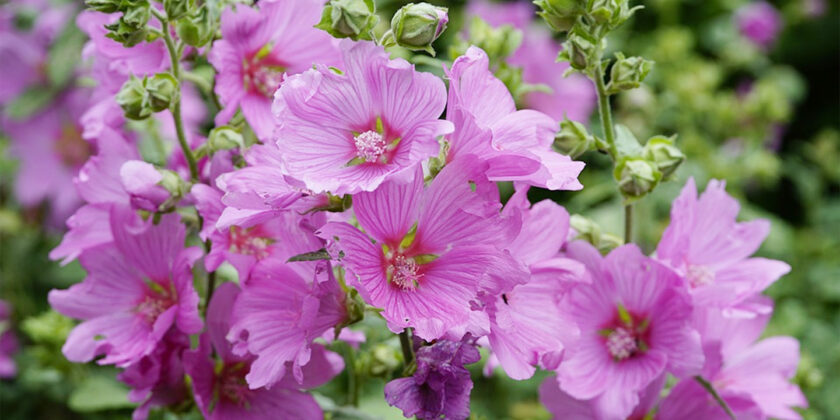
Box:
[0, 0, 804, 418]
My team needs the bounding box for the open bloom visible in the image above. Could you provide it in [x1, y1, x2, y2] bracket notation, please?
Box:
[539, 373, 666, 420]
[185, 282, 343, 419]
[118, 331, 191, 420]
[210, 0, 339, 140]
[272, 40, 452, 195]
[556, 242, 703, 419]
[192, 183, 326, 282]
[736, 1, 783, 49]
[659, 306, 807, 419]
[385, 336, 480, 420]
[227, 258, 347, 390]
[319, 161, 526, 340]
[656, 178, 790, 314]
[481, 188, 584, 380]
[48, 207, 202, 367]
[445, 46, 583, 190]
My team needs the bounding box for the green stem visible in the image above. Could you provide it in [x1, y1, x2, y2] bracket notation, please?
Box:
[624, 204, 633, 243]
[694, 376, 737, 420]
[399, 328, 415, 368]
[344, 344, 359, 406]
[157, 13, 199, 181]
[593, 64, 618, 159]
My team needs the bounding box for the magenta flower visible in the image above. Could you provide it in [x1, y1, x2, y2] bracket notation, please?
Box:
[320, 161, 526, 340]
[539, 373, 666, 420]
[659, 306, 807, 419]
[481, 190, 585, 380]
[466, 0, 596, 123]
[445, 46, 584, 191]
[656, 178, 790, 313]
[385, 336, 481, 420]
[555, 242, 703, 419]
[184, 282, 343, 419]
[213, 144, 330, 229]
[48, 207, 203, 367]
[121, 160, 171, 212]
[227, 258, 347, 389]
[210, 0, 340, 141]
[736, 1, 783, 49]
[192, 183, 326, 282]
[118, 331, 191, 420]
[272, 40, 452, 195]
[0, 300, 18, 378]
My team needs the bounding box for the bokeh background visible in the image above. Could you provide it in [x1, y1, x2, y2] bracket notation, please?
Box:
[1, 0, 838, 418]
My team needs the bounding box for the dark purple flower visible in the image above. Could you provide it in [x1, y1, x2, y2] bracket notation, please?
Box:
[385, 336, 481, 420]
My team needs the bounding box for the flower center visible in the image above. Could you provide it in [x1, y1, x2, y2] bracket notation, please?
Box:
[388, 255, 422, 291]
[353, 130, 387, 162]
[228, 226, 272, 259]
[686, 264, 714, 288]
[135, 281, 176, 323]
[54, 124, 91, 167]
[217, 361, 252, 406]
[243, 48, 286, 98]
[606, 327, 638, 360]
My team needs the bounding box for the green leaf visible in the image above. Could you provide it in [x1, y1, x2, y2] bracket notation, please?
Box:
[288, 248, 332, 262]
[68, 375, 133, 412]
[5, 86, 54, 120]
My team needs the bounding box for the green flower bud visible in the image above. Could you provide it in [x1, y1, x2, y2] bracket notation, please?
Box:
[158, 169, 187, 197]
[614, 157, 662, 199]
[208, 126, 244, 152]
[122, 1, 150, 27]
[534, 0, 583, 32]
[105, 20, 148, 47]
[569, 214, 603, 246]
[554, 118, 595, 158]
[164, 0, 192, 21]
[561, 33, 595, 70]
[607, 53, 653, 94]
[316, 0, 379, 41]
[176, 6, 214, 47]
[588, 0, 640, 29]
[85, 0, 122, 14]
[146, 73, 179, 112]
[116, 75, 152, 120]
[451, 17, 522, 63]
[642, 135, 684, 179]
[389, 3, 448, 55]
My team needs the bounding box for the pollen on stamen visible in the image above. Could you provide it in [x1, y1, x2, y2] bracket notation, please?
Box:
[606, 327, 638, 360]
[390, 255, 422, 291]
[353, 130, 386, 162]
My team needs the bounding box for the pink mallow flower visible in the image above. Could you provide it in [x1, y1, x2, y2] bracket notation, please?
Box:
[445, 46, 584, 191]
[227, 258, 347, 390]
[539, 373, 666, 420]
[555, 242, 703, 419]
[192, 183, 326, 282]
[48, 207, 203, 367]
[736, 1, 783, 49]
[658, 306, 807, 420]
[318, 161, 527, 341]
[118, 331, 191, 420]
[480, 188, 585, 380]
[656, 178, 790, 314]
[272, 40, 452, 195]
[184, 282, 344, 419]
[210, 0, 340, 141]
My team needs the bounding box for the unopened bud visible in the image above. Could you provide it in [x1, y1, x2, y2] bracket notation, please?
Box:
[569, 214, 602, 246]
[614, 157, 661, 199]
[176, 6, 213, 47]
[85, 0, 121, 14]
[116, 75, 152, 120]
[122, 1, 151, 27]
[146, 73, 178, 112]
[554, 118, 595, 158]
[562, 34, 595, 70]
[534, 0, 583, 32]
[208, 126, 244, 152]
[164, 0, 192, 21]
[607, 53, 653, 93]
[121, 161, 178, 212]
[389, 3, 448, 55]
[316, 0, 379, 41]
[642, 135, 684, 179]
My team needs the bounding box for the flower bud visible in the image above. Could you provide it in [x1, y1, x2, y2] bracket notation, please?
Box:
[614, 157, 662, 199]
[534, 0, 583, 32]
[116, 75, 152, 120]
[164, 0, 192, 21]
[607, 53, 653, 93]
[122, 1, 151, 27]
[207, 126, 244, 152]
[642, 135, 684, 179]
[85, 0, 122, 14]
[120, 161, 177, 212]
[176, 6, 213, 47]
[570, 214, 602, 246]
[554, 118, 595, 158]
[561, 33, 595, 70]
[146, 73, 178, 112]
[316, 0, 379, 41]
[105, 20, 148, 47]
[389, 3, 448, 55]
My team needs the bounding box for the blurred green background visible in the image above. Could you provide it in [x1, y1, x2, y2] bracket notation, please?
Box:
[1, 0, 838, 418]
